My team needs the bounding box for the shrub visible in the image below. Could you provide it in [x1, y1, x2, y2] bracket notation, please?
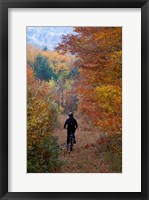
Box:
[27, 136, 63, 173]
[97, 133, 122, 172]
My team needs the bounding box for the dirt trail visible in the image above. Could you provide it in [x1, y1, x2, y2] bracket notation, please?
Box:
[54, 114, 109, 173]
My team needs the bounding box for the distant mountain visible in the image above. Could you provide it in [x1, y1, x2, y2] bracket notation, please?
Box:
[27, 27, 74, 50]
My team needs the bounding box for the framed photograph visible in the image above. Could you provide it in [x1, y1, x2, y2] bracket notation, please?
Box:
[0, 0, 148, 199]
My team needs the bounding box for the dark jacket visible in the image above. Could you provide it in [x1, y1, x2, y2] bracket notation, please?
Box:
[64, 117, 78, 133]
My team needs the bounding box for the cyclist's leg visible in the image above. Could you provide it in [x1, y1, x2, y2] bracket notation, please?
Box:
[73, 131, 76, 143]
[67, 131, 69, 145]
[70, 133, 73, 151]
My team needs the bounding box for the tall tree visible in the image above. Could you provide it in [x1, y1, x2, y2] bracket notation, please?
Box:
[33, 54, 57, 81]
[57, 27, 122, 134]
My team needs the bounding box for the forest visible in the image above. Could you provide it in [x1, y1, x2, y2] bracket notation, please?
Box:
[27, 27, 122, 173]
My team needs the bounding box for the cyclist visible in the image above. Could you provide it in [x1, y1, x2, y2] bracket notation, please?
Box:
[64, 112, 78, 145]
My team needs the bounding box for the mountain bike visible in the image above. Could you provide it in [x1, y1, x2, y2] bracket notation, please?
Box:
[67, 132, 74, 152]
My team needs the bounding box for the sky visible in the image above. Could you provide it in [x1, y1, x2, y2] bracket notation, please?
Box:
[27, 27, 74, 50]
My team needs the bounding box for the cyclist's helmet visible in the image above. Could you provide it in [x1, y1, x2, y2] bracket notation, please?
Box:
[68, 112, 73, 117]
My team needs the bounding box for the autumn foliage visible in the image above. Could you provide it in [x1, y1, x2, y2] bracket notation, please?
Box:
[27, 65, 62, 172]
[57, 27, 122, 135]
[27, 27, 122, 173]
